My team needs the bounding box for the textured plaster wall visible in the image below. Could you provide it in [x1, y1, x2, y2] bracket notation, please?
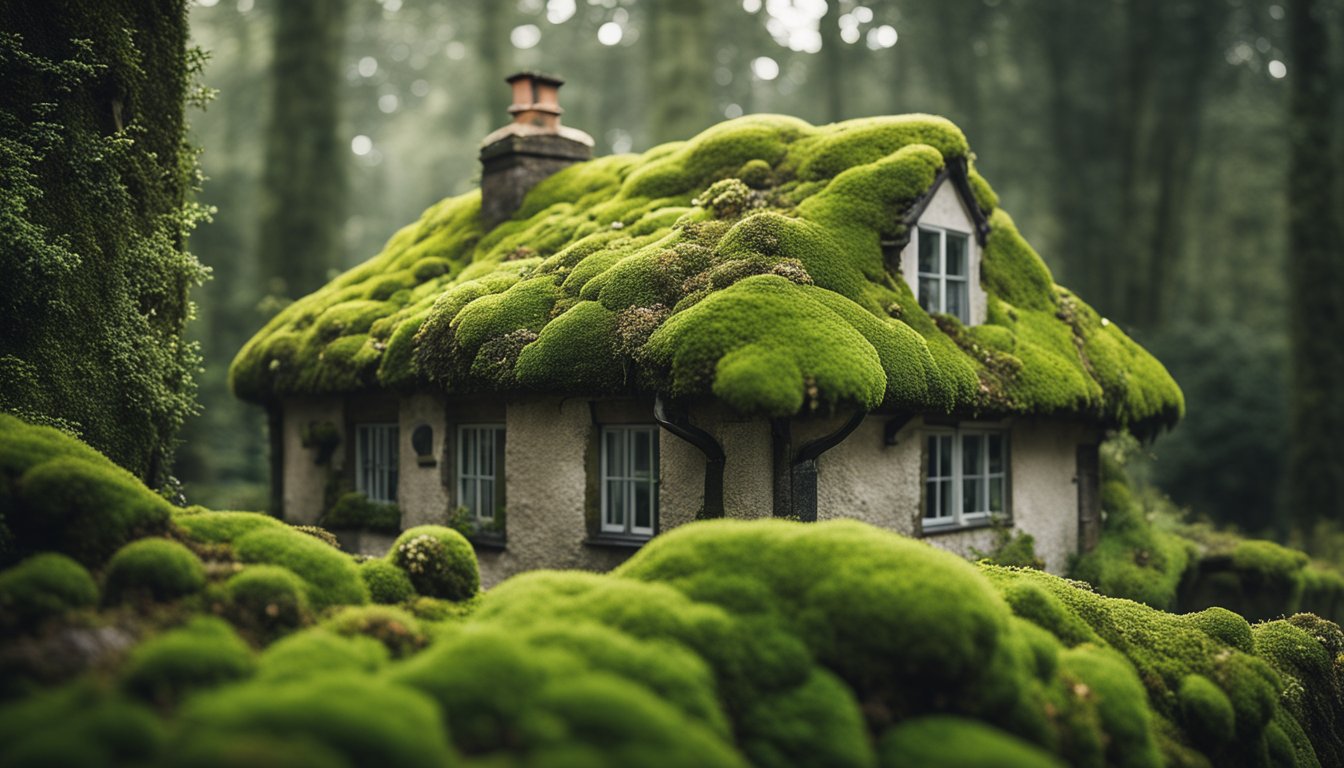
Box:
[898, 179, 987, 326]
[808, 414, 921, 533]
[806, 414, 1088, 574]
[397, 393, 450, 528]
[281, 397, 345, 525]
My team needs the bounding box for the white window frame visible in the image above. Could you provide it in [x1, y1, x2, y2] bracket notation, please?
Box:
[915, 224, 972, 324]
[355, 423, 399, 504]
[600, 425, 659, 538]
[923, 427, 1008, 530]
[457, 424, 505, 524]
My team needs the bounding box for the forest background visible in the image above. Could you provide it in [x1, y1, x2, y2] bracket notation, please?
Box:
[177, 0, 1344, 551]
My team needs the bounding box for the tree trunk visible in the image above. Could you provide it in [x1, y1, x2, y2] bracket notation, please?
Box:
[258, 0, 349, 300]
[647, 0, 713, 144]
[1285, 0, 1344, 528]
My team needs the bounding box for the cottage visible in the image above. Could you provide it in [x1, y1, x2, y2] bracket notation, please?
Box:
[231, 72, 1183, 586]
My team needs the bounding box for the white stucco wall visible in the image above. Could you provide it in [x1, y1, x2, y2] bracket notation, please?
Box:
[398, 393, 450, 528]
[898, 179, 987, 326]
[810, 414, 921, 534]
[281, 397, 345, 525]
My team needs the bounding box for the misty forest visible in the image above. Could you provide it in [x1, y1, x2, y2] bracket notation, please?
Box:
[2, 0, 1344, 766]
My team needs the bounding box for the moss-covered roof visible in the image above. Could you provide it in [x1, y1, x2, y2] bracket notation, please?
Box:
[230, 114, 1183, 433]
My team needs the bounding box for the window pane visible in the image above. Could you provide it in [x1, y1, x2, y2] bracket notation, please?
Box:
[926, 436, 939, 477]
[925, 480, 939, 518]
[989, 478, 1004, 514]
[939, 479, 953, 518]
[919, 277, 940, 313]
[605, 430, 621, 477]
[947, 279, 968, 322]
[946, 233, 968, 276]
[938, 436, 952, 477]
[962, 434, 982, 477]
[634, 430, 651, 475]
[480, 482, 494, 520]
[918, 229, 940, 273]
[988, 434, 1003, 474]
[634, 482, 652, 530]
[461, 482, 477, 518]
[964, 477, 983, 514]
[606, 480, 625, 528]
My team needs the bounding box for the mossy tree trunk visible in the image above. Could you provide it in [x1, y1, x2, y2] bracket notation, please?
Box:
[647, 0, 713, 145]
[1285, 0, 1344, 528]
[257, 0, 349, 301]
[0, 0, 204, 488]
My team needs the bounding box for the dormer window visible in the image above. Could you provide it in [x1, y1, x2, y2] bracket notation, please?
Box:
[916, 226, 971, 323]
[896, 166, 988, 326]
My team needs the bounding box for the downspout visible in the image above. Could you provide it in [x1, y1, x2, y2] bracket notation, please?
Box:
[654, 395, 725, 519]
[267, 402, 285, 519]
[790, 411, 866, 522]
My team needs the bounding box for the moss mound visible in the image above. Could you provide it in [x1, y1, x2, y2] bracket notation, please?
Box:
[121, 617, 256, 708]
[388, 525, 478, 601]
[226, 565, 311, 635]
[174, 673, 456, 768]
[359, 558, 415, 604]
[103, 538, 206, 605]
[877, 716, 1065, 768]
[230, 116, 1181, 433]
[0, 552, 98, 628]
[1, 415, 171, 566]
[173, 510, 286, 543]
[234, 527, 368, 610]
[257, 629, 389, 682]
[323, 492, 400, 533]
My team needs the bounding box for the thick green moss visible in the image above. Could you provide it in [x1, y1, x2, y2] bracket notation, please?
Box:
[2, 415, 173, 565]
[388, 525, 479, 601]
[234, 527, 368, 610]
[121, 617, 256, 708]
[231, 115, 1181, 431]
[174, 673, 456, 768]
[0, 552, 98, 627]
[226, 565, 311, 635]
[322, 605, 429, 658]
[0, 683, 165, 768]
[173, 510, 286, 543]
[103, 538, 206, 605]
[877, 716, 1064, 768]
[323, 491, 401, 533]
[359, 558, 415, 604]
[256, 629, 389, 682]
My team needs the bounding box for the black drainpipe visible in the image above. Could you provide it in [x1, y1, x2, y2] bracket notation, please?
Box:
[789, 411, 866, 522]
[653, 395, 725, 519]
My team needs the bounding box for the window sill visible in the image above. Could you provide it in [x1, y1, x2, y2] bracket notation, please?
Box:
[920, 517, 1001, 537]
[467, 531, 507, 551]
[584, 533, 652, 549]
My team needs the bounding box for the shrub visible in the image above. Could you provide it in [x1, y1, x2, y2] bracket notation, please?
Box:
[388, 526, 478, 601]
[175, 673, 454, 768]
[121, 617, 256, 708]
[226, 565, 311, 635]
[234, 527, 368, 609]
[7, 455, 171, 564]
[359, 559, 415, 604]
[323, 492, 401, 533]
[0, 552, 97, 627]
[103, 538, 205, 605]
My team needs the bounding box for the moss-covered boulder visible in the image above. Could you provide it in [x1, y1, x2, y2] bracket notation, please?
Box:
[0, 552, 98, 628]
[234, 527, 368, 610]
[103, 538, 206, 605]
[121, 617, 256, 708]
[226, 565, 311, 635]
[359, 558, 415, 604]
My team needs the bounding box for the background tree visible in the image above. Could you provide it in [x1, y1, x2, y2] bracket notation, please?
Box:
[256, 0, 349, 301]
[0, 0, 205, 488]
[1285, 0, 1344, 528]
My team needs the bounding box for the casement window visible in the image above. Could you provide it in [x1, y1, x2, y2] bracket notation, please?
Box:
[600, 426, 659, 537]
[916, 226, 971, 323]
[458, 424, 505, 524]
[924, 429, 1007, 529]
[355, 423, 399, 503]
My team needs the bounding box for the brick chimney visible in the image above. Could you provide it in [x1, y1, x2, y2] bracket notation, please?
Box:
[479, 71, 594, 228]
